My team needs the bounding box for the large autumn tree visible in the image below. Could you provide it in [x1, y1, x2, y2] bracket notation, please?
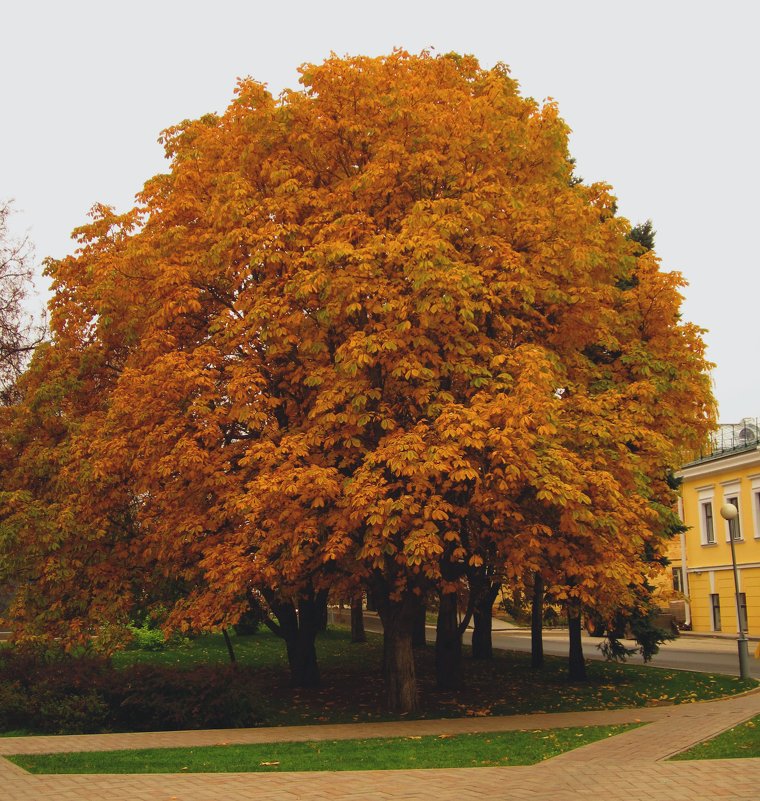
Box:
[0, 51, 714, 711]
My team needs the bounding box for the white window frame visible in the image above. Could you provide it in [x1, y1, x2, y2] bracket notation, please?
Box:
[750, 474, 760, 539]
[710, 592, 721, 631]
[672, 566, 684, 593]
[697, 486, 716, 545]
[721, 481, 742, 542]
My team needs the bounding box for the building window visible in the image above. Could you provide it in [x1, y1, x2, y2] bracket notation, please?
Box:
[753, 488, 760, 538]
[701, 501, 715, 544]
[672, 567, 684, 593]
[710, 593, 721, 631]
[725, 495, 742, 541]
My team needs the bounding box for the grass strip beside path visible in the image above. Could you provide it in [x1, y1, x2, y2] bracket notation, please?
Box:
[8, 724, 640, 774]
[671, 715, 760, 760]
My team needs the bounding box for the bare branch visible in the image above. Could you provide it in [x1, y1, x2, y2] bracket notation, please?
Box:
[0, 200, 47, 401]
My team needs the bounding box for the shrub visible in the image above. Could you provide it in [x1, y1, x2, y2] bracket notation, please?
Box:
[108, 664, 262, 731]
[125, 620, 191, 651]
[33, 688, 110, 734]
[233, 608, 261, 636]
[0, 648, 112, 733]
[0, 647, 262, 734]
[126, 624, 168, 651]
[0, 680, 27, 731]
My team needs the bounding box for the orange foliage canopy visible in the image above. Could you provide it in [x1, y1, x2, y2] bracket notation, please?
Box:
[0, 52, 714, 655]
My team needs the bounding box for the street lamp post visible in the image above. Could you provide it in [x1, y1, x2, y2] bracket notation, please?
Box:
[719, 502, 751, 680]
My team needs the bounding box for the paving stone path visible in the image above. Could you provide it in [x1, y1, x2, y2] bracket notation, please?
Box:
[1, 689, 759, 800]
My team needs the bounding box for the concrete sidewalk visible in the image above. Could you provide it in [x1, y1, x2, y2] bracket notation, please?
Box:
[2, 689, 760, 800]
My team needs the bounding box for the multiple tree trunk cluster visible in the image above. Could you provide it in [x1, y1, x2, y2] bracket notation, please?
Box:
[254, 574, 621, 707]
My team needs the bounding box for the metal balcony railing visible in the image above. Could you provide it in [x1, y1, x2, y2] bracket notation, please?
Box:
[688, 417, 760, 464]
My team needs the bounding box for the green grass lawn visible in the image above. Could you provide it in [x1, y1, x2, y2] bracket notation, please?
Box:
[8, 724, 640, 774]
[114, 627, 752, 727]
[671, 715, 760, 760]
[111, 629, 289, 670]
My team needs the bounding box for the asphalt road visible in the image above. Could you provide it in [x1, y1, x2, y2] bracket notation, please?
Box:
[355, 613, 760, 678]
[480, 626, 760, 679]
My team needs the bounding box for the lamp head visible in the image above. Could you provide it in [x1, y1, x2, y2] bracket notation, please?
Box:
[719, 503, 739, 521]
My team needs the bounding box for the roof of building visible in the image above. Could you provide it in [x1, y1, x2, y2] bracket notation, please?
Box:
[682, 417, 760, 468]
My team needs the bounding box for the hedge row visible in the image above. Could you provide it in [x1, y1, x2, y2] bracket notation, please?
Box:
[0, 649, 263, 734]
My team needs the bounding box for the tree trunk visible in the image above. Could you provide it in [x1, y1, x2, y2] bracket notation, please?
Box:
[435, 591, 463, 690]
[292, 593, 323, 687]
[260, 589, 324, 688]
[277, 601, 317, 688]
[272, 601, 305, 685]
[315, 591, 328, 632]
[472, 582, 500, 660]
[567, 600, 587, 682]
[351, 596, 366, 643]
[374, 589, 420, 713]
[412, 602, 427, 648]
[531, 573, 545, 669]
[222, 628, 237, 664]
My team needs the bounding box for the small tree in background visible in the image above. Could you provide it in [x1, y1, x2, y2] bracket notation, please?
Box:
[0, 200, 45, 403]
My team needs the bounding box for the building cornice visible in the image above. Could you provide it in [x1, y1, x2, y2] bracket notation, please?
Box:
[677, 447, 760, 481]
[687, 562, 760, 574]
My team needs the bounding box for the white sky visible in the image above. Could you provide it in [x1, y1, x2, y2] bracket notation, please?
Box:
[2, 0, 757, 422]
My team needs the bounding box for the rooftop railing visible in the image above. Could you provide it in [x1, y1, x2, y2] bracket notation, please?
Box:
[686, 417, 760, 465]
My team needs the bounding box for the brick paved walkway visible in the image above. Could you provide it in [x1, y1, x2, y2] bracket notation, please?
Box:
[1, 690, 759, 800]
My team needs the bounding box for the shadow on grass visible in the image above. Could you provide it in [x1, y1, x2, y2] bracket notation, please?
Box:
[112, 627, 755, 728]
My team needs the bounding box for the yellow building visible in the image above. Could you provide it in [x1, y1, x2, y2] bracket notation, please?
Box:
[676, 419, 760, 636]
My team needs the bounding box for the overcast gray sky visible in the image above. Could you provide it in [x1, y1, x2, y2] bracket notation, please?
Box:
[2, 0, 757, 422]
